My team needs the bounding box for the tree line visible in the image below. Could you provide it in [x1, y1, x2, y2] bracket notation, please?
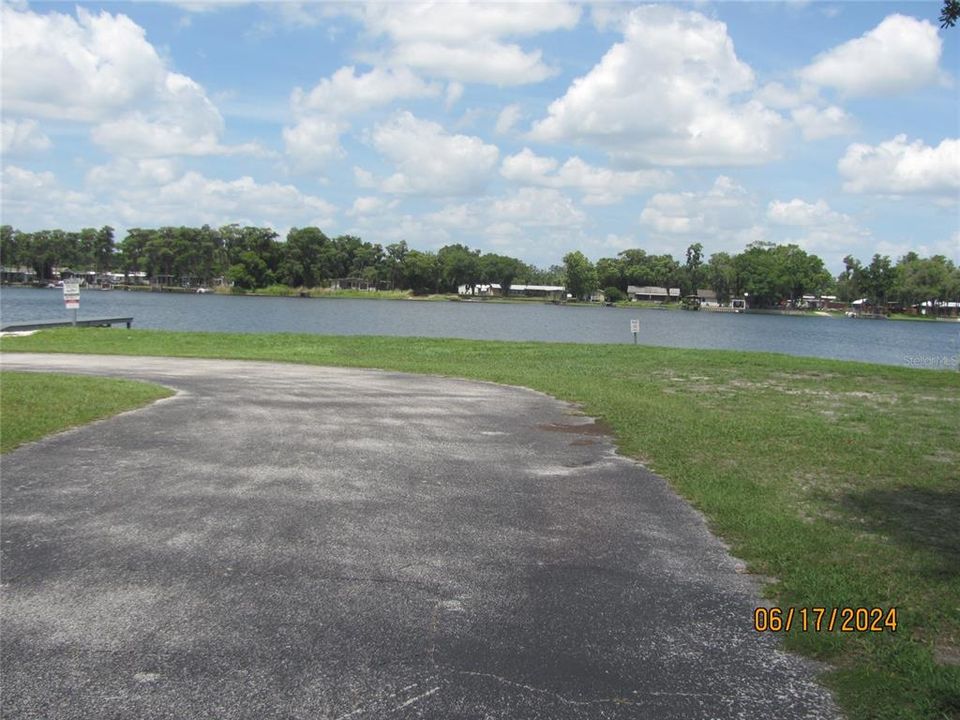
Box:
[2, 224, 958, 308]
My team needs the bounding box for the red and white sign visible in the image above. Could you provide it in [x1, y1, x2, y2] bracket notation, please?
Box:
[63, 280, 80, 310]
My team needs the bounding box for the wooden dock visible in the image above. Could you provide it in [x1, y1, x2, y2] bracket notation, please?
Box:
[1, 317, 134, 332]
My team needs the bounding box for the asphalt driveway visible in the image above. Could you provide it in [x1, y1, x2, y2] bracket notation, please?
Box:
[1, 354, 839, 719]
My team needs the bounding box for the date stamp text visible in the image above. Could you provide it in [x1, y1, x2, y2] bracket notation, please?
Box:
[754, 607, 897, 633]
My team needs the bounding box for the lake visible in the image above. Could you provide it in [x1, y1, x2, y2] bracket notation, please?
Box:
[2, 286, 958, 370]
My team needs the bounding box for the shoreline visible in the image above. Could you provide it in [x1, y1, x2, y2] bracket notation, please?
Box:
[5, 282, 959, 323]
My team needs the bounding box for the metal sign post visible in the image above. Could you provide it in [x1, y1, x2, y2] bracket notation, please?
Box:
[63, 280, 80, 326]
[630, 318, 640, 345]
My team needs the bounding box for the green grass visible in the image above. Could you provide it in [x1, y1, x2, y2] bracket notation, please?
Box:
[2, 328, 958, 719]
[0, 370, 173, 453]
[238, 285, 415, 300]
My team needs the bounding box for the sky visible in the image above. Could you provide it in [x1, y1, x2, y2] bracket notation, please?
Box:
[1, 1, 958, 273]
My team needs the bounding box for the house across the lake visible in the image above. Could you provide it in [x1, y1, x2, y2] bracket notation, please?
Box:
[917, 300, 960, 317]
[459, 283, 566, 300]
[627, 286, 681, 302]
[0, 265, 37, 284]
[330, 277, 393, 291]
[696, 288, 718, 306]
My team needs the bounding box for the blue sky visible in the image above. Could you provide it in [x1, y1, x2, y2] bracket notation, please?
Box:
[2, 1, 957, 272]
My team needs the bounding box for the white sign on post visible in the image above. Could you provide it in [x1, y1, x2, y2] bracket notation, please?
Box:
[63, 279, 80, 324]
[630, 319, 640, 334]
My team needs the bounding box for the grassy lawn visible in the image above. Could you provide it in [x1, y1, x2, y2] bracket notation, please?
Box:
[0, 370, 173, 453]
[2, 328, 958, 719]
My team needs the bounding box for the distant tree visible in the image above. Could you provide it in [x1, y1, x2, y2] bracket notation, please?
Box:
[222, 225, 280, 279]
[437, 243, 481, 293]
[604, 286, 626, 303]
[941, 0, 960, 27]
[385, 241, 408, 289]
[734, 242, 829, 307]
[94, 226, 115, 273]
[401, 250, 439, 294]
[343, 237, 384, 279]
[704, 252, 738, 304]
[326, 234, 381, 279]
[27, 230, 73, 280]
[860, 254, 895, 308]
[77, 228, 98, 270]
[735, 242, 780, 307]
[775, 244, 831, 304]
[835, 254, 862, 302]
[522, 263, 566, 286]
[618, 248, 652, 287]
[481, 253, 522, 296]
[228, 251, 273, 290]
[595, 257, 623, 290]
[1, 225, 20, 268]
[683, 242, 704, 295]
[563, 250, 597, 300]
[650, 253, 682, 291]
[893, 253, 955, 306]
[281, 227, 329, 287]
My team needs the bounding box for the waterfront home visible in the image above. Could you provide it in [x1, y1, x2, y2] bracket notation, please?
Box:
[0, 265, 37, 284]
[102, 271, 148, 286]
[458, 283, 566, 300]
[696, 288, 718, 306]
[627, 286, 681, 302]
[330, 277, 394, 291]
[917, 300, 960, 317]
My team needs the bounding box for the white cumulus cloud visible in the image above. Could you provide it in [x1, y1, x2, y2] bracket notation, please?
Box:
[501, 148, 671, 204]
[346, 196, 397, 217]
[767, 198, 851, 227]
[1, 166, 103, 229]
[791, 105, 857, 140]
[528, 6, 786, 166]
[1, 119, 52, 155]
[491, 187, 586, 228]
[838, 135, 960, 197]
[640, 176, 761, 245]
[283, 117, 349, 173]
[86, 158, 181, 189]
[799, 14, 944, 97]
[291, 65, 441, 117]
[2, 162, 338, 236]
[495, 104, 522, 135]
[1, 5, 253, 158]
[134, 172, 338, 228]
[284, 65, 441, 172]
[766, 198, 871, 262]
[355, 2, 581, 85]
[371, 112, 500, 196]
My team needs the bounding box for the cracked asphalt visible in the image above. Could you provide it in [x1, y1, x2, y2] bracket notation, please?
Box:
[1, 354, 839, 719]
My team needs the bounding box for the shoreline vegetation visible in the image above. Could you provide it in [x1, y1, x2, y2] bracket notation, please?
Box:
[3, 225, 959, 319]
[1, 329, 958, 719]
[6, 281, 959, 323]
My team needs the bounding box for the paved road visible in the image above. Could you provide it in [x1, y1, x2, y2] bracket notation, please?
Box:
[1, 354, 839, 719]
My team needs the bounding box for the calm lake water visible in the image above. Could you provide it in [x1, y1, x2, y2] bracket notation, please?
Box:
[2, 286, 958, 370]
